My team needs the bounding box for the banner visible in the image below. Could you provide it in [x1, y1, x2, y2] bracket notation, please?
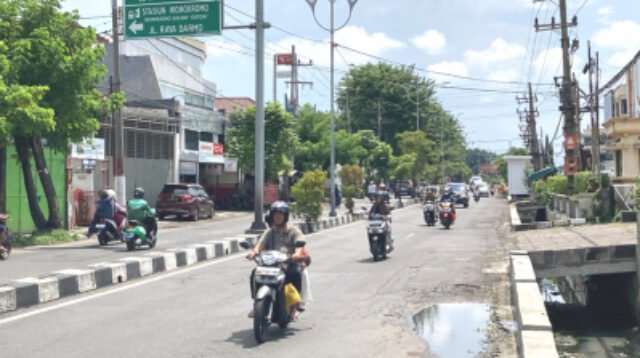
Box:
[276, 53, 293, 65]
[213, 143, 224, 156]
[224, 157, 238, 172]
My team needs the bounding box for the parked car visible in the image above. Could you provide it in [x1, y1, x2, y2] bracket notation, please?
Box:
[445, 182, 469, 208]
[394, 180, 416, 198]
[156, 184, 214, 221]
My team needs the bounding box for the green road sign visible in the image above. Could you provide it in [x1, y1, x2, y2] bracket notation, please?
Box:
[124, 0, 221, 39]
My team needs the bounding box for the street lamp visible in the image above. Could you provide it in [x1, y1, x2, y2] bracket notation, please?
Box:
[305, 0, 358, 217]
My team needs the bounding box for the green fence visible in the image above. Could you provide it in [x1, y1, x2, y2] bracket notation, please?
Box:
[5, 145, 66, 233]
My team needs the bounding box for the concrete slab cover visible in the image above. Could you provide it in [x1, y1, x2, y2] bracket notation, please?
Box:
[521, 331, 559, 358]
[514, 282, 552, 331]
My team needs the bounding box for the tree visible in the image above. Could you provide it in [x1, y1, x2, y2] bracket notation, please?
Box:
[395, 131, 437, 182]
[294, 104, 329, 171]
[291, 169, 326, 223]
[466, 148, 497, 174]
[227, 102, 297, 182]
[368, 142, 393, 182]
[338, 164, 364, 214]
[0, 0, 121, 230]
[336, 63, 436, 150]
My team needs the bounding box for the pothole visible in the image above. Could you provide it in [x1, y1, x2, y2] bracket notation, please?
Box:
[410, 303, 490, 357]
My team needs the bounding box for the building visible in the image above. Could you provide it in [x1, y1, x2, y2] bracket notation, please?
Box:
[602, 50, 640, 183]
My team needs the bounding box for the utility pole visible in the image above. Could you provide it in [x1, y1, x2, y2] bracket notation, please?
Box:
[584, 41, 601, 180]
[516, 82, 541, 170]
[535, 0, 578, 193]
[285, 45, 313, 115]
[595, 51, 601, 185]
[111, 0, 125, 205]
[249, 0, 267, 232]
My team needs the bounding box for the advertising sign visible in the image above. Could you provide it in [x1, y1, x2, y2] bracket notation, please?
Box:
[71, 138, 105, 160]
[275, 53, 293, 65]
[213, 143, 224, 156]
[224, 157, 238, 172]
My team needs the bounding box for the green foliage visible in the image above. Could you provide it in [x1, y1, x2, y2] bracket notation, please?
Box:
[291, 169, 327, 223]
[294, 104, 329, 171]
[574, 172, 599, 194]
[494, 147, 529, 181]
[466, 148, 497, 174]
[547, 175, 568, 195]
[11, 229, 83, 248]
[338, 165, 364, 213]
[391, 153, 416, 181]
[227, 102, 297, 182]
[394, 131, 436, 181]
[369, 141, 393, 182]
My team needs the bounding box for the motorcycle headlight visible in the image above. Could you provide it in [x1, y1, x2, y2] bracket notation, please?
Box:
[260, 253, 277, 266]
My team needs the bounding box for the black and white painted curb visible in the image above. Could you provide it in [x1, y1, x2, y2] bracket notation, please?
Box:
[0, 199, 418, 315]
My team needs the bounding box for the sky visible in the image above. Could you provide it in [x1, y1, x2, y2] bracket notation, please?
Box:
[63, 0, 640, 157]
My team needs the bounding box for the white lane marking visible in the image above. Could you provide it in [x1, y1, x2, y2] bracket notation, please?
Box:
[403, 233, 415, 240]
[0, 253, 242, 326]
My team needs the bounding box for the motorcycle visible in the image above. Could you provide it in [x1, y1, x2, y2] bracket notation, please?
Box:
[366, 213, 393, 261]
[240, 240, 306, 344]
[95, 208, 127, 246]
[474, 191, 480, 203]
[438, 201, 456, 229]
[423, 201, 437, 226]
[490, 187, 495, 196]
[123, 215, 157, 251]
[0, 234, 11, 260]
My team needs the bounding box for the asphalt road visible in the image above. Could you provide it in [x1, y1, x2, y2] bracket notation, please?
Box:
[0, 200, 371, 285]
[0, 196, 513, 357]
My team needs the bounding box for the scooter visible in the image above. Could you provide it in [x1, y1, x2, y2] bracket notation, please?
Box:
[240, 240, 306, 344]
[438, 201, 456, 229]
[366, 213, 393, 261]
[423, 201, 437, 226]
[474, 192, 480, 203]
[123, 216, 157, 251]
[0, 216, 11, 260]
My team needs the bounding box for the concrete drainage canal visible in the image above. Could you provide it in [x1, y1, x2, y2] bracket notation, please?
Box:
[410, 303, 491, 357]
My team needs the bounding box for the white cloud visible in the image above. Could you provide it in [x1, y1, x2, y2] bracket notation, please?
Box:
[427, 61, 469, 83]
[464, 38, 526, 68]
[533, 47, 562, 82]
[488, 69, 521, 83]
[268, 26, 404, 68]
[592, 20, 640, 50]
[411, 30, 446, 55]
[592, 20, 640, 70]
[596, 6, 614, 25]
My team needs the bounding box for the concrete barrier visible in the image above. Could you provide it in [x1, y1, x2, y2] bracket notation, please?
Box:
[0, 204, 405, 314]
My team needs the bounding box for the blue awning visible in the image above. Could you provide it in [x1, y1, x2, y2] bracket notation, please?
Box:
[529, 167, 557, 182]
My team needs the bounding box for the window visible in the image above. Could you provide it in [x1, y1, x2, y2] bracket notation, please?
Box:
[218, 134, 225, 145]
[616, 150, 622, 177]
[185, 130, 199, 151]
[200, 132, 214, 142]
[621, 99, 628, 115]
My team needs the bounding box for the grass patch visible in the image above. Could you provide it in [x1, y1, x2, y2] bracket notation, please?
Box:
[11, 230, 84, 248]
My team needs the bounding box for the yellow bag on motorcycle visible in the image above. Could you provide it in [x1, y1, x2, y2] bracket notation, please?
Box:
[283, 283, 301, 310]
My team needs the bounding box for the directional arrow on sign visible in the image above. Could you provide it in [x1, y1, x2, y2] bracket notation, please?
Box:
[129, 21, 144, 34]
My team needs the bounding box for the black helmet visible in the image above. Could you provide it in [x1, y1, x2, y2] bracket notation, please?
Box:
[98, 189, 109, 200]
[134, 187, 145, 199]
[268, 201, 290, 224]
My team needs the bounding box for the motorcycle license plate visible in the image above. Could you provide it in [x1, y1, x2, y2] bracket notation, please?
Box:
[124, 232, 136, 240]
[255, 267, 280, 276]
[95, 224, 106, 229]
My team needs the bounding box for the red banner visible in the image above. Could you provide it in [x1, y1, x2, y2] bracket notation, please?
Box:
[276, 53, 293, 65]
[213, 143, 224, 156]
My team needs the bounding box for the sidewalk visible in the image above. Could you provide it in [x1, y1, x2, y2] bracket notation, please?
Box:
[511, 222, 636, 252]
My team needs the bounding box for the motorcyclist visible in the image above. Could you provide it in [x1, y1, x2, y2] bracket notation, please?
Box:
[369, 192, 394, 252]
[0, 214, 9, 257]
[247, 201, 307, 319]
[127, 187, 157, 238]
[439, 187, 457, 213]
[87, 189, 115, 238]
[377, 183, 390, 203]
[423, 187, 437, 203]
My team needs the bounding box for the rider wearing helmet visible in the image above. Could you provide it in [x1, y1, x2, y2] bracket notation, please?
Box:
[127, 187, 157, 237]
[247, 201, 307, 318]
[370, 191, 391, 216]
[88, 189, 116, 238]
[439, 187, 457, 213]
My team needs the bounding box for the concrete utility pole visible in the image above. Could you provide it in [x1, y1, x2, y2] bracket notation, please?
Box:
[595, 51, 601, 185]
[585, 41, 601, 181]
[286, 45, 313, 115]
[517, 83, 541, 171]
[535, 0, 578, 193]
[249, 0, 267, 232]
[112, 0, 126, 205]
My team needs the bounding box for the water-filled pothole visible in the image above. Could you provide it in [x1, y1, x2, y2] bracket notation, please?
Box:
[411, 303, 490, 357]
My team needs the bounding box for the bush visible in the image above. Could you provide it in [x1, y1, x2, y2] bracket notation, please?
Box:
[291, 169, 327, 223]
[339, 165, 364, 214]
[11, 230, 83, 248]
[547, 175, 567, 195]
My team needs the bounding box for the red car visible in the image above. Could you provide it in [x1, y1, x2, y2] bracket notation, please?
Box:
[156, 184, 214, 221]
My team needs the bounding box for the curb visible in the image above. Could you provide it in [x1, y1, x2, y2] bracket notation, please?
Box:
[509, 251, 559, 358]
[0, 201, 419, 315]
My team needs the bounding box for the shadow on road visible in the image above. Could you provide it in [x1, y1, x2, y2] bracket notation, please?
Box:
[226, 326, 305, 348]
